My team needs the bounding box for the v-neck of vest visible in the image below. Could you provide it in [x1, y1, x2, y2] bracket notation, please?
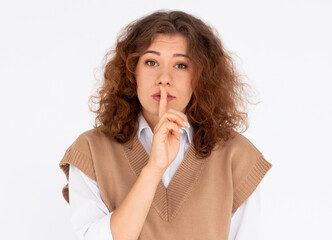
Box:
[123, 133, 207, 222]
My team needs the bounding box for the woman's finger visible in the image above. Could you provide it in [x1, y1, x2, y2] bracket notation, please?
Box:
[163, 121, 183, 135]
[168, 108, 189, 126]
[158, 85, 167, 120]
[156, 112, 189, 131]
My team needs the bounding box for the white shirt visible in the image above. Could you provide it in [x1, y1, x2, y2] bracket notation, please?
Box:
[68, 112, 261, 239]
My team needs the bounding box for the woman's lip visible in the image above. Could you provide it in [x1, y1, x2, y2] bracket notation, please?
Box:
[152, 91, 175, 98]
[152, 95, 175, 102]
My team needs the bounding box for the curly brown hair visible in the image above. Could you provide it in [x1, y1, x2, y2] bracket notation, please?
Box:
[89, 10, 258, 159]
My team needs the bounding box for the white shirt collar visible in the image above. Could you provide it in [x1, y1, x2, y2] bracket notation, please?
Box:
[137, 111, 192, 144]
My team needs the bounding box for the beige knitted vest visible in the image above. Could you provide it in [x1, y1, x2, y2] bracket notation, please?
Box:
[59, 128, 272, 239]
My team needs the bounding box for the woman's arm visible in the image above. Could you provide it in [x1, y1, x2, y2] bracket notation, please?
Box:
[110, 164, 163, 240]
[228, 184, 261, 240]
[69, 163, 163, 240]
[69, 164, 114, 240]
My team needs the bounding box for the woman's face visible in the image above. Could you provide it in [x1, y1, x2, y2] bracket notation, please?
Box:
[135, 34, 194, 123]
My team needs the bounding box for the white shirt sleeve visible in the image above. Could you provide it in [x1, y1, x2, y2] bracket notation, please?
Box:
[69, 164, 261, 240]
[228, 184, 261, 240]
[68, 164, 114, 240]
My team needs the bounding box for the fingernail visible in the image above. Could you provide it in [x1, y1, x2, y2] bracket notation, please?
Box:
[183, 121, 190, 127]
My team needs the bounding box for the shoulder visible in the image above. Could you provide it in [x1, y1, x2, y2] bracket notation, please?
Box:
[69, 128, 115, 156]
[230, 131, 270, 171]
[71, 127, 106, 146]
[221, 131, 263, 157]
[224, 131, 272, 212]
[216, 131, 266, 168]
[59, 128, 105, 182]
[214, 131, 265, 169]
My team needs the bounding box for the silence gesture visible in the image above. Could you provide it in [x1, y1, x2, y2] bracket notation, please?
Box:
[147, 84, 190, 175]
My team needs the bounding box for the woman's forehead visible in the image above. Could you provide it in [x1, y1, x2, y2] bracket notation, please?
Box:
[146, 34, 188, 52]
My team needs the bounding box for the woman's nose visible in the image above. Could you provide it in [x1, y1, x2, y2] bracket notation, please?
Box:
[155, 70, 173, 86]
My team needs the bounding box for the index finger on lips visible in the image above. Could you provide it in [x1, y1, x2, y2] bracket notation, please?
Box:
[158, 85, 167, 120]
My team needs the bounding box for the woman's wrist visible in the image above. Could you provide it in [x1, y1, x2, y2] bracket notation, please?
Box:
[143, 162, 165, 180]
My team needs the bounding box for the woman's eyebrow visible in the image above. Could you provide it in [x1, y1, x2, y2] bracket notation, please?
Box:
[143, 50, 189, 58]
[173, 53, 189, 58]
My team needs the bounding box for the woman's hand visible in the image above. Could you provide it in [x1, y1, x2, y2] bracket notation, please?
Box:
[147, 85, 190, 175]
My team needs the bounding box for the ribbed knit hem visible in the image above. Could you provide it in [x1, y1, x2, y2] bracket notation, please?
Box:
[59, 146, 96, 204]
[232, 154, 272, 213]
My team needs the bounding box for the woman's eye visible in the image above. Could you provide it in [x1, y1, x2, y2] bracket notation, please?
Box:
[145, 60, 158, 66]
[176, 63, 187, 69]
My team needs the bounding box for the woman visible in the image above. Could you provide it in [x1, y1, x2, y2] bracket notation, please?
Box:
[59, 10, 272, 240]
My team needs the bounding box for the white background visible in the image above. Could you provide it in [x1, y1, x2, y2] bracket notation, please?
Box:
[1, 0, 331, 239]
